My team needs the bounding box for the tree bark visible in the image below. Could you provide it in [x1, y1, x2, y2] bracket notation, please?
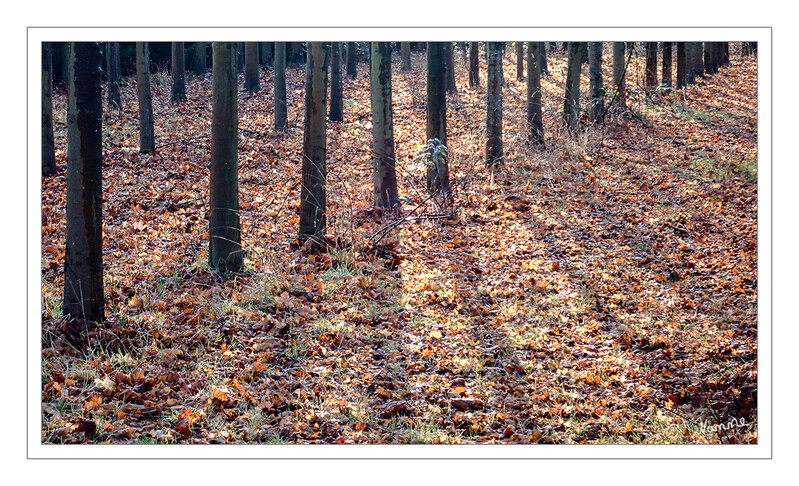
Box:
[676, 42, 686, 88]
[64, 42, 104, 322]
[486, 42, 504, 166]
[516, 42, 524, 81]
[612, 41, 626, 102]
[136, 42, 155, 153]
[192, 42, 207, 75]
[208, 42, 242, 272]
[171, 42, 186, 102]
[370, 42, 399, 209]
[401, 41, 411, 72]
[274, 42, 288, 132]
[563, 42, 585, 133]
[106, 42, 122, 110]
[346, 42, 357, 79]
[661, 42, 672, 87]
[42, 42, 57, 176]
[261, 42, 274, 67]
[245, 42, 260, 92]
[588, 41, 604, 124]
[468, 42, 480, 88]
[426, 42, 449, 195]
[538, 42, 549, 75]
[299, 42, 328, 241]
[445, 42, 457, 94]
[526, 42, 544, 146]
[329, 42, 344, 122]
[645, 42, 658, 88]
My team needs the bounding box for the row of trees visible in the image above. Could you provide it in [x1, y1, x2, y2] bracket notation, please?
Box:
[45, 41, 747, 323]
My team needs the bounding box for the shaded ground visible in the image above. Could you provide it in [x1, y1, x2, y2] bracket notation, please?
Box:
[40, 44, 757, 444]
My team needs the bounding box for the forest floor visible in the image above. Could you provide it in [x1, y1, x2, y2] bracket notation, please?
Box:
[40, 45, 758, 446]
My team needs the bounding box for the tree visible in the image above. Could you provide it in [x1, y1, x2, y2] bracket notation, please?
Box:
[468, 42, 480, 88]
[346, 42, 357, 79]
[445, 42, 457, 94]
[136, 42, 155, 153]
[645, 42, 658, 89]
[208, 42, 243, 272]
[236, 42, 245, 71]
[516, 42, 524, 81]
[370, 42, 400, 210]
[537, 42, 549, 75]
[563, 42, 586, 133]
[486, 42, 504, 166]
[426, 42, 449, 195]
[64, 42, 104, 322]
[274, 42, 288, 132]
[299, 42, 328, 241]
[245, 42, 260, 92]
[587, 41, 604, 124]
[171, 42, 186, 102]
[526, 41, 544, 146]
[329, 42, 344, 122]
[192, 42, 207, 76]
[106, 42, 122, 110]
[401, 42, 411, 72]
[260, 42, 274, 67]
[612, 41, 626, 105]
[661, 42, 672, 87]
[42, 42, 57, 177]
[676, 42, 687, 88]
[686, 42, 704, 84]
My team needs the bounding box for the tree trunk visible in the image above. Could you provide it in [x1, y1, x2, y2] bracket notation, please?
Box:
[588, 41, 604, 124]
[526, 42, 544, 146]
[106, 42, 122, 110]
[346, 42, 357, 78]
[274, 42, 288, 132]
[236, 42, 245, 71]
[136, 42, 155, 153]
[64, 42, 104, 322]
[485, 42, 504, 166]
[612, 41, 626, 102]
[563, 42, 585, 133]
[171, 42, 186, 102]
[676, 42, 686, 88]
[645, 42, 658, 88]
[401, 41, 411, 72]
[192, 42, 207, 75]
[661, 42, 672, 87]
[516, 42, 524, 81]
[245, 42, 260, 92]
[722, 42, 730, 65]
[208, 42, 242, 272]
[370, 42, 399, 210]
[468, 41, 480, 88]
[538, 42, 549, 75]
[43, 42, 57, 176]
[299, 42, 328, 241]
[261, 42, 274, 67]
[329, 42, 344, 122]
[445, 42, 457, 94]
[426, 42, 449, 195]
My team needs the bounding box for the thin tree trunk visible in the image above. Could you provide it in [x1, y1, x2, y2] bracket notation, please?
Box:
[563, 42, 585, 133]
[208, 42, 242, 272]
[486, 42, 504, 166]
[401, 41, 411, 72]
[612, 41, 626, 99]
[299, 42, 328, 241]
[645, 42, 658, 88]
[526, 42, 544, 146]
[136, 42, 155, 153]
[106, 42, 122, 110]
[64, 42, 104, 322]
[469, 42, 480, 88]
[245, 42, 260, 92]
[274, 42, 288, 132]
[445, 42, 456, 94]
[426, 42, 449, 195]
[516, 42, 524, 81]
[538, 42, 549, 75]
[43, 42, 57, 176]
[236, 42, 245, 71]
[171, 42, 186, 102]
[588, 41, 604, 124]
[192, 42, 207, 75]
[261, 42, 274, 67]
[346, 42, 357, 78]
[676, 42, 686, 88]
[329, 42, 344, 122]
[661, 42, 672, 87]
[371, 42, 399, 209]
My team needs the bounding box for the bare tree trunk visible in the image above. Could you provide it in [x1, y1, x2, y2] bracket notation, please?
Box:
[136, 42, 155, 153]
[401, 41, 411, 72]
[64, 42, 104, 322]
[346, 42, 357, 79]
[299, 42, 328, 241]
[426, 42, 449, 195]
[171, 42, 186, 102]
[526, 42, 544, 146]
[661, 42, 672, 87]
[676, 42, 686, 88]
[538, 42, 549, 75]
[260, 42, 274, 67]
[42, 42, 57, 176]
[370, 42, 399, 209]
[563, 42, 585, 133]
[486, 42, 503, 166]
[208, 42, 243, 272]
[516, 42, 524, 81]
[445, 42, 456, 94]
[245, 42, 260, 92]
[192, 42, 207, 75]
[106, 42, 122, 110]
[588, 41, 604, 124]
[329, 42, 344, 122]
[274, 42, 288, 132]
[469, 42, 480, 88]
[612, 41, 626, 104]
[645, 42, 658, 88]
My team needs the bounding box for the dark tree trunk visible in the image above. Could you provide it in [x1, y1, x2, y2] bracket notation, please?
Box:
[43, 42, 57, 176]
[588, 41, 604, 124]
[261, 42, 274, 67]
[245, 42, 260, 92]
[516, 42, 524, 81]
[661, 42, 672, 87]
[274, 42, 288, 132]
[299, 42, 328, 241]
[106, 42, 122, 110]
[486, 42, 504, 166]
[236, 42, 245, 71]
[563, 42, 585, 133]
[445, 42, 457, 94]
[676, 42, 687, 88]
[645, 42, 658, 88]
[538, 42, 549, 75]
[468, 42, 480, 88]
[64, 42, 104, 322]
[426, 42, 449, 195]
[208, 42, 242, 272]
[686, 42, 704, 84]
[171, 42, 186, 102]
[370, 42, 399, 210]
[192, 42, 207, 75]
[704, 42, 720, 75]
[612, 41, 626, 104]
[136, 42, 155, 153]
[722, 42, 730, 65]
[329, 42, 344, 122]
[346, 42, 357, 78]
[401, 41, 411, 72]
[526, 42, 544, 146]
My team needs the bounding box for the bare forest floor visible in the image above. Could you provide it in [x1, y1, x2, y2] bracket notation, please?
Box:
[40, 45, 758, 445]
